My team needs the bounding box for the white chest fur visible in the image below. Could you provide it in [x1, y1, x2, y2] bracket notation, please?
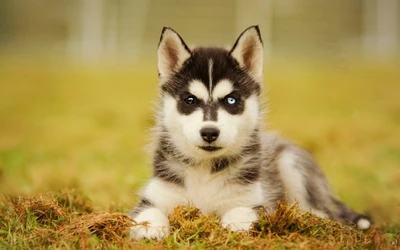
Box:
[183, 163, 263, 216]
[142, 162, 264, 216]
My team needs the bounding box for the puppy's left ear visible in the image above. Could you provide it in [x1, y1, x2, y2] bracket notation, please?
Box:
[158, 27, 191, 79]
[230, 25, 263, 82]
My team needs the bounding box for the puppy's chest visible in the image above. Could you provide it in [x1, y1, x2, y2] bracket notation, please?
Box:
[182, 166, 237, 214]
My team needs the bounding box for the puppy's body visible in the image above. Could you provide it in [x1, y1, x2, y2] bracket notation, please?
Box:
[130, 26, 371, 240]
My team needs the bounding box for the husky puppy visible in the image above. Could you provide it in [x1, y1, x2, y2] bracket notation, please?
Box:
[129, 25, 371, 240]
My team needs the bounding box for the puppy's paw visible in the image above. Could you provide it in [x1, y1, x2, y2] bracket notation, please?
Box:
[221, 207, 258, 232]
[130, 208, 169, 240]
[130, 224, 168, 240]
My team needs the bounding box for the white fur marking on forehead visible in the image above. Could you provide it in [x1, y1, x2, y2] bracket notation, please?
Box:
[189, 80, 209, 102]
[208, 59, 213, 98]
[212, 80, 233, 100]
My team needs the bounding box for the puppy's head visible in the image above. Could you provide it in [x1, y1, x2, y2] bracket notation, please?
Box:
[158, 26, 263, 161]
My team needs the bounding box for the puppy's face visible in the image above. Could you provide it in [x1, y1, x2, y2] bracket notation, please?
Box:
[158, 26, 264, 160]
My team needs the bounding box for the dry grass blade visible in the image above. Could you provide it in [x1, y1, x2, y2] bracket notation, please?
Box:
[58, 212, 133, 245]
[10, 193, 69, 227]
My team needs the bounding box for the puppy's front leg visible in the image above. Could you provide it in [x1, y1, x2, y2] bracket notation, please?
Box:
[130, 178, 185, 240]
[130, 207, 169, 240]
[221, 207, 258, 231]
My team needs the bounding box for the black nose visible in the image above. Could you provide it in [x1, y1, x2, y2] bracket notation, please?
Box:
[200, 127, 220, 143]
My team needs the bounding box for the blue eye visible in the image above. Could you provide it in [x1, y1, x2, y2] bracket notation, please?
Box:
[226, 96, 237, 105]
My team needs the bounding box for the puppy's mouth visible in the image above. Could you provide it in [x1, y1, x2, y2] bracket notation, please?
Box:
[200, 146, 222, 152]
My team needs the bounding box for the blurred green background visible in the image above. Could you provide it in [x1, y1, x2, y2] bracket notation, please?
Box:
[0, 0, 399, 228]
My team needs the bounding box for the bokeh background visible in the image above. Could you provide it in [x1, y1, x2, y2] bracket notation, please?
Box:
[0, 0, 399, 228]
[1, 0, 400, 62]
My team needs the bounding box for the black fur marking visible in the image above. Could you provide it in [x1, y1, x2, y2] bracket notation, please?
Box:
[330, 198, 371, 227]
[161, 47, 261, 117]
[176, 93, 220, 121]
[259, 138, 289, 205]
[333, 198, 356, 225]
[229, 131, 262, 184]
[242, 131, 261, 155]
[212, 158, 233, 173]
[153, 153, 184, 186]
[159, 132, 193, 165]
[177, 92, 203, 115]
[293, 147, 335, 218]
[129, 197, 153, 217]
[235, 158, 261, 184]
[305, 183, 333, 219]
[219, 91, 244, 115]
[237, 132, 261, 183]
[153, 138, 185, 186]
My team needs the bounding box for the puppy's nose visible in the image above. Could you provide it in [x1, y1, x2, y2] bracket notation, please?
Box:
[200, 127, 220, 143]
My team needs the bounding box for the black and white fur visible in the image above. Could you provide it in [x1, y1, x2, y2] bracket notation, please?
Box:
[129, 26, 371, 240]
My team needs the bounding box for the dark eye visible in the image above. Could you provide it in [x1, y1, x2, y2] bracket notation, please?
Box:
[225, 96, 237, 105]
[184, 95, 197, 105]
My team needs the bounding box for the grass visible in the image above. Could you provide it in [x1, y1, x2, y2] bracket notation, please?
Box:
[0, 190, 398, 249]
[0, 60, 399, 249]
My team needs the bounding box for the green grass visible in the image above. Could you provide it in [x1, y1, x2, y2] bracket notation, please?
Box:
[0, 60, 399, 248]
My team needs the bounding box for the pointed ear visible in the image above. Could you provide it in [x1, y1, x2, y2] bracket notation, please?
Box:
[158, 27, 191, 79]
[230, 25, 263, 82]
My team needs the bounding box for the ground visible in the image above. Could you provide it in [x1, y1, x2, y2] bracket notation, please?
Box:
[0, 60, 399, 249]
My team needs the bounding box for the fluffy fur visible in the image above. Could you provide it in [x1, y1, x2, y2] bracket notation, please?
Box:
[129, 26, 371, 240]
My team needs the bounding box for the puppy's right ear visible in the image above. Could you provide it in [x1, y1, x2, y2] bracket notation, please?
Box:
[158, 27, 191, 79]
